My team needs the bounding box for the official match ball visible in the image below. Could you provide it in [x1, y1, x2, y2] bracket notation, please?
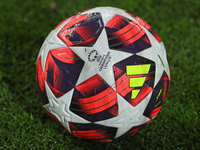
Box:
[36, 7, 170, 142]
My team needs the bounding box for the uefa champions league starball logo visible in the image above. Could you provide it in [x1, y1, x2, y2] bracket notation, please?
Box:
[36, 7, 170, 142]
[88, 49, 112, 71]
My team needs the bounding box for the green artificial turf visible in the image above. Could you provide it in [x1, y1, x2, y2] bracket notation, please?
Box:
[0, 0, 199, 149]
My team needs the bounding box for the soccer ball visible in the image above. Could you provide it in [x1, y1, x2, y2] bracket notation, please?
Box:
[36, 7, 170, 142]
